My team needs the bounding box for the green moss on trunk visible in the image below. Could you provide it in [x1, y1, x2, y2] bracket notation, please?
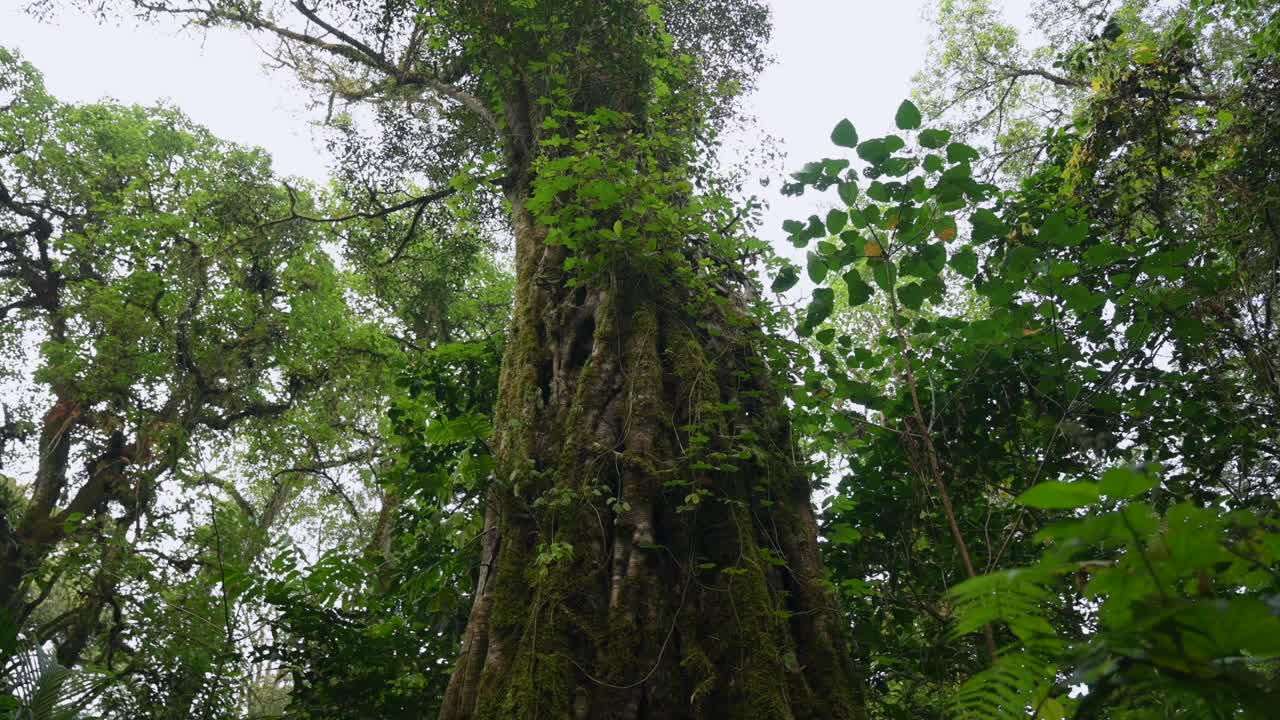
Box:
[440, 70, 865, 716]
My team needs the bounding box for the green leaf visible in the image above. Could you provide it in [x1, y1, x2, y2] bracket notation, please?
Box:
[919, 128, 952, 149]
[1006, 245, 1038, 274]
[923, 154, 943, 173]
[807, 251, 828, 283]
[771, 264, 799, 293]
[1040, 698, 1066, 720]
[1099, 466, 1158, 499]
[1051, 261, 1080, 279]
[826, 208, 848, 234]
[1016, 481, 1100, 509]
[897, 282, 926, 310]
[950, 246, 979, 278]
[1082, 243, 1127, 266]
[901, 243, 946, 279]
[828, 523, 863, 545]
[971, 208, 1006, 242]
[881, 157, 910, 176]
[1036, 212, 1086, 247]
[1060, 285, 1106, 312]
[919, 274, 946, 303]
[1037, 212, 1069, 244]
[805, 287, 835, 328]
[946, 142, 980, 163]
[857, 136, 905, 166]
[62, 512, 86, 534]
[424, 414, 491, 445]
[922, 242, 947, 273]
[806, 214, 826, 238]
[844, 271, 874, 307]
[856, 138, 890, 164]
[831, 119, 858, 148]
[871, 260, 896, 293]
[837, 181, 859, 206]
[866, 181, 891, 202]
[821, 157, 850, 176]
[895, 99, 922, 130]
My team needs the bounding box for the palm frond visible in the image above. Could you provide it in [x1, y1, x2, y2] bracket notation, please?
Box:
[2, 635, 107, 720]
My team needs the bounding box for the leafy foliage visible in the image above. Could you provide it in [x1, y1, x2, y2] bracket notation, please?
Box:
[2, 627, 107, 720]
[4, 0, 1280, 718]
[256, 339, 502, 719]
[776, 2, 1280, 715]
[0, 44, 512, 718]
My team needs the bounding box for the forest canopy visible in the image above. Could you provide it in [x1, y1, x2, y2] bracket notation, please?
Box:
[1, 0, 1278, 719]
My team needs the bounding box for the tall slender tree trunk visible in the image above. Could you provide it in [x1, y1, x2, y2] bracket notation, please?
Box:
[438, 74, 866, 717]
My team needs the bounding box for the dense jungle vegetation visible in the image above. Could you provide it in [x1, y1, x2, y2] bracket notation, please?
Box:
[1, 0, 1278, 718]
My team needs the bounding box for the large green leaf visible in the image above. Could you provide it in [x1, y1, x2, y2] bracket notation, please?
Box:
[871, 259, 896, 293]
[831, 118, 858, 148]
[771, 264, 800, 293]
[946, 142, 980, 163]
[919, 128, 952, 149]
[843, 271, 874, 307]
[897, 282, 927, 310]
[895, 99, 922, 130]
[1016, 482, 1099, 509]
[807, 251, 829, 283]
[1099, 466, 1159, 500]
[837, 181, 859, 206]
[805, 287, 836, 328]
[826, 208, 848, 234]
[950, 246, 979, 278]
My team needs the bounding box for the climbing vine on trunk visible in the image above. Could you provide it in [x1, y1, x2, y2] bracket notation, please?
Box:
[434, 5, 865, 718]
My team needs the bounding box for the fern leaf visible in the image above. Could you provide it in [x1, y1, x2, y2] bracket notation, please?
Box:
[951, 648, 1058, 720]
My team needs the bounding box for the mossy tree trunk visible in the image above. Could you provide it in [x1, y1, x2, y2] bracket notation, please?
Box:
[438, 68, 867, 720]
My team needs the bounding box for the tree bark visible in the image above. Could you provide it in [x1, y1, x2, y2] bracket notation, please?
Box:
[0, 396, 77, 613]
[438, 105, 866, 719]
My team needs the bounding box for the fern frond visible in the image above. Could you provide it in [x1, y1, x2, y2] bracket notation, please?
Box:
[948, 566, 1057, 640]
[947, 563, 1070, 719]
[951, 647, 1058, 720]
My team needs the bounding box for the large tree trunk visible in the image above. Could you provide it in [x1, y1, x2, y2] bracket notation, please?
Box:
[438, 108, 866, 718]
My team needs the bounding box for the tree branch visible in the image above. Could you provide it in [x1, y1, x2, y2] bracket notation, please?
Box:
[132, 0, 498, 130]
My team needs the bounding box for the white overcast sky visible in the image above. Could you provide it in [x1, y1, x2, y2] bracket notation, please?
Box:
[0, 0, 1032, 240]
